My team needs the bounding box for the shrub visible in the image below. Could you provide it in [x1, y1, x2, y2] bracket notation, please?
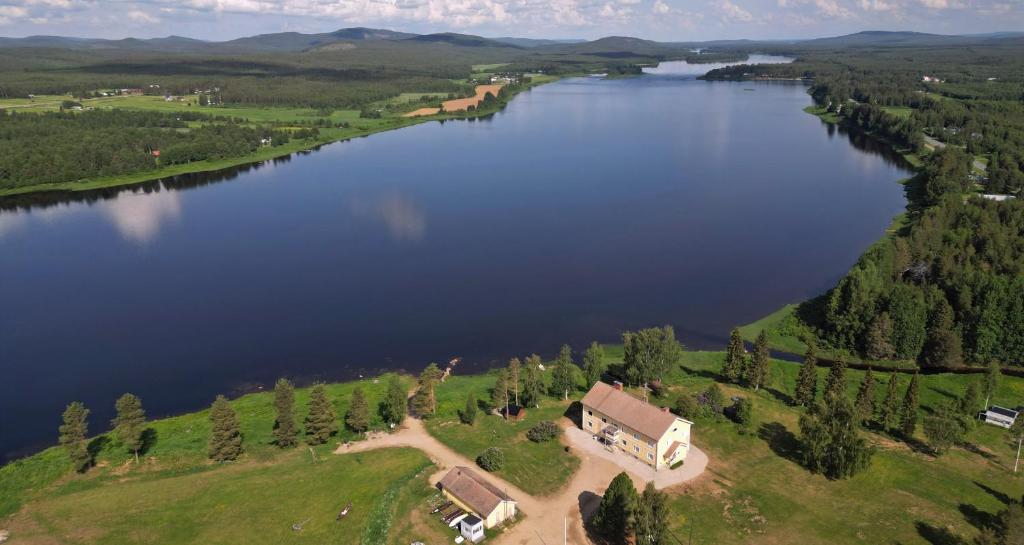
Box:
[527, 420, 561, 443]
[731, 397, 753, 433]
[670, 460, 684, 470]
[696, 384, 725, 419]
[476, 447, 505, 471]
[674, 394, 699, 420]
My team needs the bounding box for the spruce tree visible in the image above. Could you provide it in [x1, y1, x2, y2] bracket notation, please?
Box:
[722, 328, 745, 384]
[345, 387, 370, 434]
[880, 373, 902, 432]
[208, 395, 242, 462]
[634, 481, 669, 545]
[272, 379, 298, 448]
[853, 368, 876, 426]
[112, 393, 146, 461]
[958, 381, 980, 418]
[583, 342, 606, 389]
[305, 383, 338, 445]
[864, 312, 895, 361]
[823, 357, 848, 401]
[746, 330, 769, 391]
[899, 373, 920, 438]
[416, 363, 444, 416]
[521, 355, 544, 408]
[551, 345, 577, 399]
[794, 344, 818, 407]
[507, 357, 521, 407]
[59, 401, 91, 472]
[380, 374, 407, 426]
[921, 298, 962, 368]
[592, 472, 638, 544]
[492, 369, 510, 418]
[461, 393, 478, 425]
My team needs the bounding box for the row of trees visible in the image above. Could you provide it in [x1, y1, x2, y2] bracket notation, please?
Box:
[58, 393, 146, 472]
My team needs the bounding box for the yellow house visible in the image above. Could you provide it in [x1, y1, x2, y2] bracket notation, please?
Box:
[437, 466, 517, 528]
[581, 381, 693, 470]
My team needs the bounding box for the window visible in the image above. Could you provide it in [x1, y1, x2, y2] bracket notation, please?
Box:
[586, 420, 592, 428]
[588, 410, 593, 416]
[633, 446, 640, 453]
[633, 433, 640, 440]
[621, 439, 627, 446]
[647, 453, 654, 461]
[648, 440, 654, 447]
[602, 417, 607, 423]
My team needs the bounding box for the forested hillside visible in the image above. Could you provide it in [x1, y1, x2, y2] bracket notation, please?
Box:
[706, 41, 1024, 368]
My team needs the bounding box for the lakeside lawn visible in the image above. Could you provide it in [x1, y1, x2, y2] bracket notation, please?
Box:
[424, 371, 581, 496]
[654, 351, 1024, 545]
[0, 375, 412, 518]
[7, 447, 432, 545]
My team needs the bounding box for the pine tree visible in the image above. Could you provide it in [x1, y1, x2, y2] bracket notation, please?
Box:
[508, 357, 521, 407]
[59, 401, 90, 472]
[794, 344, 818, 407]
[305, 383, 338, 445]
[521, 355, 544, 408]
[416, 363, 444, 416]
[634, 481, 669, 545]
[899, 373, 920, 438]
[879, 373, 902, 432]
[864, 312, 895, 360]
[461, 393, 478, 425]
[272, 379, 298, 448]
[583, 342, 606, 389]
[746, 330, 770, 391]
[492, 369, 510, 418]
[551, 344, 577, 399]
[823, 357, 848, 401]
[112, 393, 146, 461]
[722, 328, 745, 384]
[921, 298, 963, 368]
[345, 387, 370, 434]
[958, 381, 980, 418]
[592, 472, 638, 544]
[208, 395, 242, 462]
[380, 374, 407, 426]
[853, 368, 876, 426]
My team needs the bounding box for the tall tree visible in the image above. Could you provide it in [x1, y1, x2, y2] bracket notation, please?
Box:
[208, 395, 242, 462]
[418, 363, 444, 415]
[272, 379, 298, 448]
[899, 373, 920, 438]
[380, 375, 407, 427]
[592, 472, 638, 544]
[823, 357, 848, 401]
[795, 344, 819, 407]
[583, 342, 607, 388]
[521, 355, 544, 408]
[305, 383, 338, 445]
[746, 330, 770, 391]
[507, 357, 521, 407]
[923, 402, 968, 455]
[958, 381, 980, 419]
[983, 360, 1001, 411]
[59, 401, 90, 472]
[345, 387, 370, 434]
[623, 326, 682, 386]
[798, 395, 874, 479]
[722, 328, 745, 384]
[551, 344, 577, 399]
[461, 393, 478, 425]
[112, 393, 146, 461]
[634, 482, 670, 545]
[853, 368, 876, 426]
[492, 368, 510, 418]
[879, 373, 902, 433]
[864, 312, 896, 360]
[921, 298, 963, 368]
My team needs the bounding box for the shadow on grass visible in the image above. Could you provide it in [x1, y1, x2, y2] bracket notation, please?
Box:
[764, 387, 794, 406]
[86, 435, 110, 467]
[959, 503, 1001, 532]
[141, 427, 158, 454]
[928, 386, 960, 401]
[758, 422, 801, 464]
[680, 366, 726, 383]
[962, 442, 998, 463]
[975, 481, 1014, 505]
[915, 521, 967, 545]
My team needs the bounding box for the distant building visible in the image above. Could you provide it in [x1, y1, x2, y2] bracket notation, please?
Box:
[982, 194, 1016, 202]
[437, 467, 517, 529]
[581, 381, 693, 470]
[984, 406, 1019, 429]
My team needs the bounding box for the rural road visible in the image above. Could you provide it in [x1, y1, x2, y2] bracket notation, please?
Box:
[337, 417, 706, 545]
[923, 134, 987, 172]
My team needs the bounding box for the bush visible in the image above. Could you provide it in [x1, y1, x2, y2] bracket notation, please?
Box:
[526, 420, 561, 443]
[670, 460, 684, 470]
[476, 447, 505, 471]
[731, 397, 753, 433]
[696, 384, 725, 419]
[674, 394, 699, 420]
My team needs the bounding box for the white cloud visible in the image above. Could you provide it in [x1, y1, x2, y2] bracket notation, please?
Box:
[718, 0, 755, 22]
[652, 0, 670, 14]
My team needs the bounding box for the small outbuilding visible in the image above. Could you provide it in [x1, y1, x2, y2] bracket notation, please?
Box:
[983, 406, 1019, 428]
[437, 466, 517, 529]
[460, 514, 485, 543]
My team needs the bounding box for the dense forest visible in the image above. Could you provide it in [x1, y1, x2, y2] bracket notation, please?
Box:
[706, 43, 1024, 368]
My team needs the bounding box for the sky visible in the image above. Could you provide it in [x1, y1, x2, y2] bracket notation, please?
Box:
[0, 0, 1020, 42]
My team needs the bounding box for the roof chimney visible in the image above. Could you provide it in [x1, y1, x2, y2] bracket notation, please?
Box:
[612, 381, 623, 391]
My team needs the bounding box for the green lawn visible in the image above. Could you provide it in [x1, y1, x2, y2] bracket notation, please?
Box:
[882, 106, 914, 119]
[0, 374, 413, 517]
[8, 447, 432, 545]
[424, 371, 581, 496]
[655, 351, 1024, 545]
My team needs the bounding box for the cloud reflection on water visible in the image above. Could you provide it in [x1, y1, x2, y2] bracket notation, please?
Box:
[349, 191, 426, 242]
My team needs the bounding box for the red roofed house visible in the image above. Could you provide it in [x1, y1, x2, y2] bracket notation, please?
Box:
[581, 381, 693, 470]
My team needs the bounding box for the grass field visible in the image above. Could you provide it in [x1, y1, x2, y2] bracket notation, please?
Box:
[7, 447, 432, 545]
[655, 351, 1024, 545]
[424, 371, 581, 496]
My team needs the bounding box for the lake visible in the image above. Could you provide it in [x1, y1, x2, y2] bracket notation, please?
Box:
[0, 58, 911, 461]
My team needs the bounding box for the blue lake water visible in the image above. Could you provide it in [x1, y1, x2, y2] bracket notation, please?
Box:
[0, 59, 911, 461]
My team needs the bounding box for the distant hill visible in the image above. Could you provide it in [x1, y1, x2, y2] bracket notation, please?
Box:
[491, 37, 585, 48]
[800, 30, 995, 47]
[405, 33, 519, 48]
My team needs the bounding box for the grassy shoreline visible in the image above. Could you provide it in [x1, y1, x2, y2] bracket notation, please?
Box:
[0, 75, 560, 198]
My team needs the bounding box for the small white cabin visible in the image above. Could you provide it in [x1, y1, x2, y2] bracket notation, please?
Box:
[984, 406, 1019, 428]
[460, 514, 485, 543]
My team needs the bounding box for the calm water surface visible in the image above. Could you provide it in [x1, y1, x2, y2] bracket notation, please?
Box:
[0, 59, 911, 461]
